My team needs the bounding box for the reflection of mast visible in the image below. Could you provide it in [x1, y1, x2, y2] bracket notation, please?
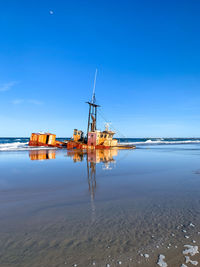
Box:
[66, 149, 118, 223]
[87, 161, 96, 199]
[87, 153, 97, 223]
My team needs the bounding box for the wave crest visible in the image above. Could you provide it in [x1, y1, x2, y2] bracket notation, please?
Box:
[125, 139, 200, 145]
[0, 142, 57, 151]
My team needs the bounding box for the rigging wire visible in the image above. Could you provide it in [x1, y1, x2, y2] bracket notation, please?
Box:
[97, 108, 127, 139]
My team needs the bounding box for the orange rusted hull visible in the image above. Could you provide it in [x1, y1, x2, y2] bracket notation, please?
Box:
[29, 140, 66, 148]
[29, 134, 135, 150]
[29, 132, 67, 148]
[66, 140, 135, 150]
[67, 140, 111, 150]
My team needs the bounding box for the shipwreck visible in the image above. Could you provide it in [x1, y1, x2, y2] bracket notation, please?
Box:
[29, 71, 135, 150]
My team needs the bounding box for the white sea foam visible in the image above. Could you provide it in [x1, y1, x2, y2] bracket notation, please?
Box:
[145, 139, 154, 143]
[123, 139, 200, 146]
[0, 142, 28, 151]
[157, 254, 167, 267]
[0, 142, 57, 151]
[183, 245, 199, 256]
[185, 256, 198, 265]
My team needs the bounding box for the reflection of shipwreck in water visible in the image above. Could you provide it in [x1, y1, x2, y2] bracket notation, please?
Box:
[67, 149, 118, 170]
[67, 149, 118, 198]
[67, 149, 118, 222]
[29, 148, 117, 222]
[29, 149, 56, 160]
[87, 159, 96, 223]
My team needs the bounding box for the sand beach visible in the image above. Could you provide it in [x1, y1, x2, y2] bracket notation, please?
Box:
[0, 143, 200, 266]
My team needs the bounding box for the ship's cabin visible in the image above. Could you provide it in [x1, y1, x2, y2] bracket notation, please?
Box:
[73, 129, 84, 142]
[87, 129, 117, 147]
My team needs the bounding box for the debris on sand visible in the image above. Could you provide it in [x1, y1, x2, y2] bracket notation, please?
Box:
[157, 254, 167, 267]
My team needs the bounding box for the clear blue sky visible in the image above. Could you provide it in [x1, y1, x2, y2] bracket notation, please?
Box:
[0, 0, 200, 137]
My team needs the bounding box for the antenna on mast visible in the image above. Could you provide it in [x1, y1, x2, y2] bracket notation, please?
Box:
[92, 69, 97, 104]
[86, 69, 100, 136]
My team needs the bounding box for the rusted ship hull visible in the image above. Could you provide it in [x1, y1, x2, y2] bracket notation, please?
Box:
[29, 140, 65, 149]
[29, 133, 67, 148]
[29, 140, 135, 150]
[28, 134, 136, 150]
[66, 140, 136, 150]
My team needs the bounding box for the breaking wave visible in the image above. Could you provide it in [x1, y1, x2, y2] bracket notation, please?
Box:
[121, 139, 200, 146]
[0, 142, 28, 151]
[0, 140, 58, 151]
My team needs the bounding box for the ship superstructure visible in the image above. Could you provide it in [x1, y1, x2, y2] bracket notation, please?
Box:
[67, 70, 128, 149]
[29, 70, 135, 150]
[67, 100, 119, 149]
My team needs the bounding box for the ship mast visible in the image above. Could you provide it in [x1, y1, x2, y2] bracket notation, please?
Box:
[87, 69, 100, 135]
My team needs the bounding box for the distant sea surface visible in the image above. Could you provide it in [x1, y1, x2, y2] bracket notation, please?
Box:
[1, 137, 200, 151]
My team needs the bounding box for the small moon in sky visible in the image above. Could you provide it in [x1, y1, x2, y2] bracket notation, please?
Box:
[49, 10, 54, 15]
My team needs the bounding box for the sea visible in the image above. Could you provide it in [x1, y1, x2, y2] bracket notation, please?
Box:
[1, 137, 200, 150]
[0, 138, 200, 266]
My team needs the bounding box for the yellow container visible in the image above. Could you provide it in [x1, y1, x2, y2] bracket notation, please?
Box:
[47, 134, 56, 145]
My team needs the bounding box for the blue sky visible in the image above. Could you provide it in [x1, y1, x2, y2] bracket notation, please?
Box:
[1, 0, 200, 137]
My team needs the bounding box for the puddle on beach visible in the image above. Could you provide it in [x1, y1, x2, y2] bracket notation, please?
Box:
[0, 145, 200, 267]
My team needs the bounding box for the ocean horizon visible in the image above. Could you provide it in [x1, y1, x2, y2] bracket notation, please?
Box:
[1, 137, 200, 151]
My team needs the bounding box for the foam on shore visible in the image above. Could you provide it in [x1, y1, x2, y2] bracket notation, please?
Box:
[183, 245, 199, 256]
[157, 254, 168, 267]
[0, 142, 57, 151]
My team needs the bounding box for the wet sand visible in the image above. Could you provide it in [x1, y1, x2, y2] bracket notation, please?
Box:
[0, 145, 200, 266]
